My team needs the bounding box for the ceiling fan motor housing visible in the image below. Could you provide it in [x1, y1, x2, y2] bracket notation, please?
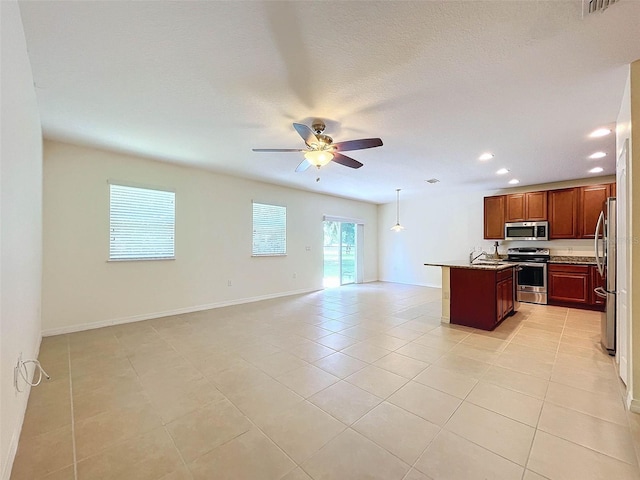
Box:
[311, 120, 326, 134]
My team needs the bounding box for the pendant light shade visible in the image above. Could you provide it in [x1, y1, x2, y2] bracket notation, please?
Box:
[390, 188, 405, 232]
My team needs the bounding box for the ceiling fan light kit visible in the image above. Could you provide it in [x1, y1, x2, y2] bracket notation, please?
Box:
[304, 150, 334, 167]
[253, 119, 382, 174]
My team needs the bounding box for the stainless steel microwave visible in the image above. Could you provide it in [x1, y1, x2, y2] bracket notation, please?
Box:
[504, 221, 549, 241]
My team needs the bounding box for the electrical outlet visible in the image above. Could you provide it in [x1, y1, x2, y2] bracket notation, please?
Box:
[443, 291, 450, 300]
[568, 247, 574, 254]
[292, 273, 297, 278]
[227, 280, 232, 287]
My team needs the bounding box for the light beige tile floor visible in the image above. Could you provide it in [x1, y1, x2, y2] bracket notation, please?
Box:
[9, 282, 640, 480]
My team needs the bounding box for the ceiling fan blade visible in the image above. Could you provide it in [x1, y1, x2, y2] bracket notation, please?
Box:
[332, 152, 363, 169]
[293, 123, 320, 147]
[252, 148, 306, 152]
[295, 159, 312, 172]
[332, 138, 383, 152]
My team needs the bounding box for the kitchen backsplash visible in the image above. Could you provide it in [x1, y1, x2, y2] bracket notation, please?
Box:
[479, 238, 595, 257]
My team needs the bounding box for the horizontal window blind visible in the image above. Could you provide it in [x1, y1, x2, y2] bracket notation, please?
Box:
[109, 184, 175, 260]
[252, 202, 286, 256]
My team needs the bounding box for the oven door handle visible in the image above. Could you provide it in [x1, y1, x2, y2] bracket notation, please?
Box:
[517, 262, 546, 267]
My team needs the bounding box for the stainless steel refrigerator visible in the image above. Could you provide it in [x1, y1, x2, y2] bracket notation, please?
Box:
[594, 197, 616, 355]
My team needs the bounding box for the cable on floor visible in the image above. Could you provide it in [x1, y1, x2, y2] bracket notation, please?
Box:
[14, 359, 50, 393]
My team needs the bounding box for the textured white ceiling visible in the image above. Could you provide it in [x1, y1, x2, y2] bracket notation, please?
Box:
[17, 0, 640, 204]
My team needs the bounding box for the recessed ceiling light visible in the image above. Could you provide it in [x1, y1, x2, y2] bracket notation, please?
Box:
[589, 151, 607, 159]
[589, 167, 604, 173]
[508, 179, 520, 185]
[496, 168, 509, 175]
[590, 128, 611, 138]
[479, 153, 494, 161]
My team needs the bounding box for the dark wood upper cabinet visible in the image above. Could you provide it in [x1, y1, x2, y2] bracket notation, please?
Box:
[548, 188, 579, 239]
[484, 195, 505, 239]
[525, 191, 548, 220]
[579, 184, 610, 239]
[484, 181, 611, 240]
[505, 191, 547, 222]
[505, 193, 526, 222]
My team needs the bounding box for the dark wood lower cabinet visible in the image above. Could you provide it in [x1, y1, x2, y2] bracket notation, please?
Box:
[548, 263, 605, 311]
[450, 267, 514, 331]
[590, 265, 606, 306]
[496, 275, 513, 322]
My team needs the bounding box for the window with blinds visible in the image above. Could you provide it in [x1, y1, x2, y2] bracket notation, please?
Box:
[252, 202, 286, 256]
[109, 183, 175, 261]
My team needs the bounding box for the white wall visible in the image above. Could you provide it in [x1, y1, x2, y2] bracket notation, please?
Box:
[0, 2, 43, 478]
[379, 176, 615, 287]
[379, 188, 485, 287]
[42, 140, 378, 334]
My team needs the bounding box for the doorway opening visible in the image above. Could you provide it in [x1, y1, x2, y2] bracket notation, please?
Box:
[323, 221, 357, 288]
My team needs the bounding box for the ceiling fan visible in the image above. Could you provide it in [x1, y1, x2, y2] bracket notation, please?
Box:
[252, 120, 383, 173]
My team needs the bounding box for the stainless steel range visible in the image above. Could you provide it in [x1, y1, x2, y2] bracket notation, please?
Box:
[507, 247, 550, 305]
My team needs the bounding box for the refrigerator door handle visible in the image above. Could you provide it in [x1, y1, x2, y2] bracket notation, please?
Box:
[594, 286, 607, 298]
[594, 211, 605, 276]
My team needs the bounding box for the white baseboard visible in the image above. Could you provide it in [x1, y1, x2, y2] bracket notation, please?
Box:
[628, 392, 640, 413]
[42, 287, 320, 336]
[2, 335, 42, 480]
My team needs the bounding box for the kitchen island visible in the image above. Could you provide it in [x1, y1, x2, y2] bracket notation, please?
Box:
[424, 261, 516, 331]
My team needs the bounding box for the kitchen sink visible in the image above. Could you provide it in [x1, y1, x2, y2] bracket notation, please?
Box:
[472, 260, 504, 265]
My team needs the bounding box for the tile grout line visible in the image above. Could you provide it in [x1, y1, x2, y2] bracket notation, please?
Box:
[144, 321, 307, 477]
[119, 325, 195, 478]
[66, 335, 79, 480]
[516, 307, 567, 477]
[38, 292, 630, 479]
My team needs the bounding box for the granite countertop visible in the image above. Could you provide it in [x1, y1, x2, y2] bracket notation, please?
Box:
[424, 260, 516, 271]
[549, 256, 597, 265]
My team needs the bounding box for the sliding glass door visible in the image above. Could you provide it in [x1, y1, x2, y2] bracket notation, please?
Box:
[323, 221, 357, 287]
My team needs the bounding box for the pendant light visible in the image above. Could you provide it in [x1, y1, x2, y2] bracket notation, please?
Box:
[390, 188, 405, 232]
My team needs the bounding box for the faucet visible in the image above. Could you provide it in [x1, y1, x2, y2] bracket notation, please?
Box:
[470, 250, 487, 263]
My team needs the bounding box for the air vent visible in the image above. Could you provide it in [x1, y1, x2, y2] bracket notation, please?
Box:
[585, 0, 619, 14]
[425, 178, 440, 184]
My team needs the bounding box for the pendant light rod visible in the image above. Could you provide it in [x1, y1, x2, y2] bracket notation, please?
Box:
[391, 188, 405, 232]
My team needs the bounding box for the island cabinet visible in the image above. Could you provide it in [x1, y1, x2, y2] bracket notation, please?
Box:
[548, 188, 579, 239]
[505, 191, 547, 222]
[484, 195, 505, 239]
[548, 263, 605, 311]
[450, 267, 514, 330]
[497, 271, 514, 321]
